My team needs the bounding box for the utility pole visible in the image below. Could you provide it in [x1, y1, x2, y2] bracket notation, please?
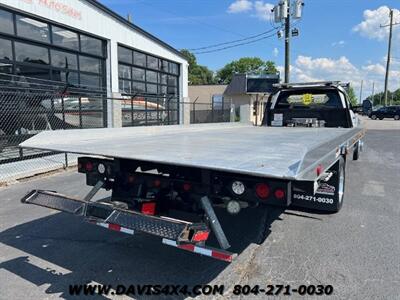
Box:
[272, 0, 303, 83]
[359, 80, 363, 104]
[382, 9, 394, 107]
[284, 0, 291, 83]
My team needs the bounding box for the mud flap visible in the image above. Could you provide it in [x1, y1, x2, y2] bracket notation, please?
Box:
[291, 158, 344, 212]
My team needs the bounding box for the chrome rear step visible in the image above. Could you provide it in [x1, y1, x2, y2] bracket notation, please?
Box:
[105, 210, 191, 241]
[20, 189, 208, 243]
[20, 189, 236, 262]
[21, 190, 85, 215]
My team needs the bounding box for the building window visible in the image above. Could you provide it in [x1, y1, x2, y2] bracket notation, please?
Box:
[159, 73, 167, 85]
[80, 73, 102, 89]
[52, 26, 79, 50]
[15, 42, 49, 65]
[117, 45, 180, 126]
[0, 61, 13, 76]
[119, 79, 131, 94]
[132, 67, 145, 81]
[15, 64, 50, 80]
[169, 62, 179, 75]
[0, 9, 14, 35]
[52, 70, 79, 86]
[79, 55, 102, 73]
[212, 94, 224, 110]
[118, 64, 131, 79]
[118, 46, 132, 64]
[0, 38, 13, 60]
[132, 81, 145, 93]
[80, 34, 103, 56]
[16, 15, 50, 43]
[51, 49, 78, 70]
[133, 51, 146, 67]
[146, 83, 157, 94]
[118, 45, 180, 96]
[147, 55, 159, 70]
[0, 8, 106, 91]
[160, 60, 168, 73]
[146, 70, 158, 83]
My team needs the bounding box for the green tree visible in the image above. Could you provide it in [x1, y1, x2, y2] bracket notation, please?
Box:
[180, 49, 214, 85]
[347, 86, 358, 106]
[215, 57, 278, 84]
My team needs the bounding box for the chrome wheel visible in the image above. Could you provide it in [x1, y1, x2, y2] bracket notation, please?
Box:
[338, 162, 345, 204]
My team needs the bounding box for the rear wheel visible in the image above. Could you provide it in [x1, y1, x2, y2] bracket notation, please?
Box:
[394, 115, 400, 120]
[371, 114, 377, 120]
[353, 141, 360, 160]
[379, 117, 384, 120]
[336, 157, 346, 212]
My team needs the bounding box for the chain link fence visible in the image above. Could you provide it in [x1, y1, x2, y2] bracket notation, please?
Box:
[190, 101, 233, 124]
[0, 74, 237, 183]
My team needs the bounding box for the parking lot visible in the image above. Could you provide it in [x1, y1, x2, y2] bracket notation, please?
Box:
[0, 118, 399, 299]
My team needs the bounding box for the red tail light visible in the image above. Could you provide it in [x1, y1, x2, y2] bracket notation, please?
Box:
[153, 179, 161, 188]
[141, 202, 156, 215]
[274, 188, 286, 200]
[183, 183, 192, 191]
[128, 175, 135, 183]
[85, 162, 93, 172]
[255, 183, 270, 199]
[192, 230, 210, 242]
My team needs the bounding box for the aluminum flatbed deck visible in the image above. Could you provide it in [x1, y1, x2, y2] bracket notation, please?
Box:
[20, 123, 364, 181]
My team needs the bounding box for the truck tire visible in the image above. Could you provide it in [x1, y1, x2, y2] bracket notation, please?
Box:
[333, 157, 346, 213]
[379, 117, 384, 120]
[394, 115, 400, 120]
[353, 141, 360, 160]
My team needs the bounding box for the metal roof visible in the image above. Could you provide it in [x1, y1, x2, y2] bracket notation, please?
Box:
[86, 0, 187, 61]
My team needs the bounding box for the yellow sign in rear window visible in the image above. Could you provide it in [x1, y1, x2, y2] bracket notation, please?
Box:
[302, 93, 313, 105]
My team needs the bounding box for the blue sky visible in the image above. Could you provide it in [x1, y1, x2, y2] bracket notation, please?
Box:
[101, 0, 399, 96]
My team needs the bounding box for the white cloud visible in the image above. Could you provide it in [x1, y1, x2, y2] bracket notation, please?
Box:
[227, 0, 274, 21]
[353, 6, 400, 42]
[331, 40, 345, 47]
[273, 47, 279, 57]
[227, 0, 253, 13]
[286, 55, 400, 97]
[254, 1, 274, 21]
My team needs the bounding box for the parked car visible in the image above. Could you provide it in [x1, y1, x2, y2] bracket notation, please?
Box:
[369, 106, 400, 120]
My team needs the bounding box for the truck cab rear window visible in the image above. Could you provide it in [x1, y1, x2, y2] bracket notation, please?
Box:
[276, 90, 343, 109]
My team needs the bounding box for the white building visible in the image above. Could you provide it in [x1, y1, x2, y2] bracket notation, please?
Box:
[0, 0, 189, 126]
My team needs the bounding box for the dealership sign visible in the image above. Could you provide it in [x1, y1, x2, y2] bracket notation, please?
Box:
[20, 0, 82, 20]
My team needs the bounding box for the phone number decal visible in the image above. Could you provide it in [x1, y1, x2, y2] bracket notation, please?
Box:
[233, 284, 333, 296]
[293, 193, 334, 204]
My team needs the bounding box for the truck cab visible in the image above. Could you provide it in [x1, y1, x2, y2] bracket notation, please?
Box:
[263, 82, 358, 128]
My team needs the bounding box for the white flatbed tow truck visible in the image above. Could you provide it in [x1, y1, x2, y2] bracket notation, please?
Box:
[20, 82, 365, 262]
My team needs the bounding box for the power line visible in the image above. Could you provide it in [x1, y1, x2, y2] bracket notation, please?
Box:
[187, 26, 282, 51]
[193, 32, 279, 54]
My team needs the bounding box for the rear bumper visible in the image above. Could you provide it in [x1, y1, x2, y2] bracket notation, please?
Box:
[20, 189, 236, 262]
[21, 190, 202, 242]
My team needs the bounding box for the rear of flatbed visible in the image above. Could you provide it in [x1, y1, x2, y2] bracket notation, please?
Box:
[18, 81, 365, 262]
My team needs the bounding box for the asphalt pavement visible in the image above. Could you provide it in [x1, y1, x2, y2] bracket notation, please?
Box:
[0, 118, 399, 299]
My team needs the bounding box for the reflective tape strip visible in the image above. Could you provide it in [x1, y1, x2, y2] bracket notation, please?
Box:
[120, 227, 134, 235]
[93, 222, 134, 235]
[162, 238, 235, 262]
